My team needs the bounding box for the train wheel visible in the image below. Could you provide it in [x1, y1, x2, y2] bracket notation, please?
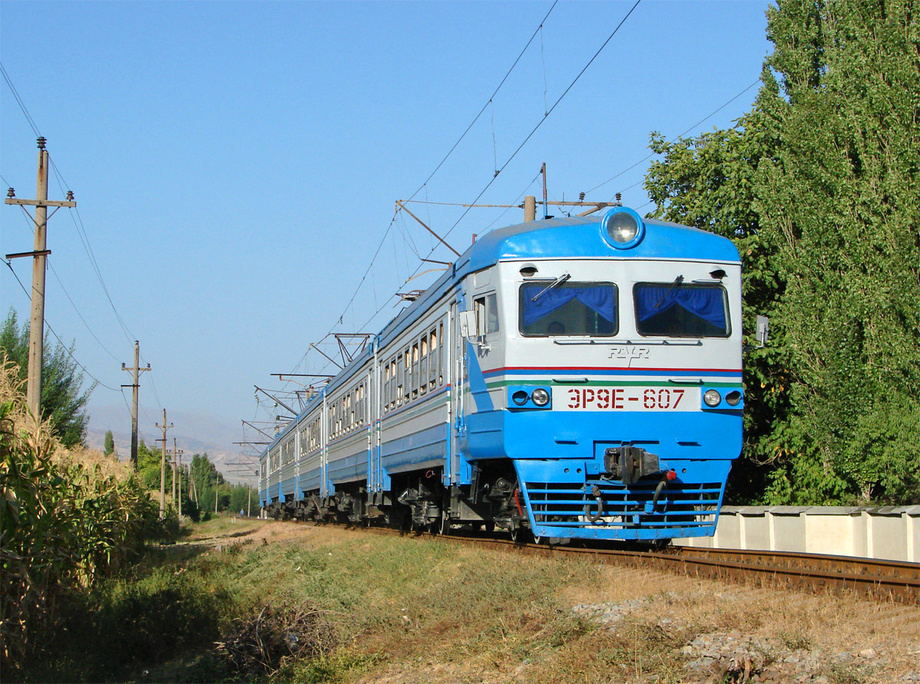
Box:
[510, 527, 532, 544]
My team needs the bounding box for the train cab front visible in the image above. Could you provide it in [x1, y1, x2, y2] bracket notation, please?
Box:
[462, 208, 744, 543]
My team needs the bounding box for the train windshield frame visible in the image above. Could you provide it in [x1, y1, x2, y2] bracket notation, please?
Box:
[633, 282, 730, 338]
[519, 281, 618, 337]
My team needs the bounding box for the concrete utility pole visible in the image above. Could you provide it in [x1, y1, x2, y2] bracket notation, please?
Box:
[4, 138, 76, 418]
[170, 437, 183, 512]
[176, 446, 184, 521]
[524, 195, 536, 222]
[121, 341, 151, 470]
[155, 409, 173, 518]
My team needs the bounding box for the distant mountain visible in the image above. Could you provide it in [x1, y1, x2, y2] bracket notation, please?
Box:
[86, 405, 259, 484]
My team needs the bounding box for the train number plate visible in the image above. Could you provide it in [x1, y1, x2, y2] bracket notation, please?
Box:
[554, 386, 700, 411]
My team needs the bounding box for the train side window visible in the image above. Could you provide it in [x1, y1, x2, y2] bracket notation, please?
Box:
[420, 337, 428, 395]
[474, 293, 499, 335]
[428, 329, 437, 389]
[382, 363, 390, 414]
[396, 355, 404, 406]
[403, 349, 412, 403]
[438, 322, 444, 386]
[411, 343, 420, 398]
[633, 282, 730, 337]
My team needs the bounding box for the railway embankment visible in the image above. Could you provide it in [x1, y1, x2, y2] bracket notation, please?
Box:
[17, 518, 920, 683]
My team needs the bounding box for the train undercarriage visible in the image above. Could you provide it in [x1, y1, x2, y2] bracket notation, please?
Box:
[265, 460, 533, 540]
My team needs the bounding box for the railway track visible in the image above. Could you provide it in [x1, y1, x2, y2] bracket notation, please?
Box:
[420, 531, 920, 605]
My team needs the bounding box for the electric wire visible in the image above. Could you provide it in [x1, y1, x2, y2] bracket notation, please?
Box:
[588, 77, 762, 196]
[47, 157, 136, 345]
[2, 172, 124, 364]
[0, 62, 41, 138]
[285, 1, 564, 389]
[287, 1, 642, 387]
[430, 0, 643, 250]
[3, 261, 122, 392]
[403, 0, 560, 205]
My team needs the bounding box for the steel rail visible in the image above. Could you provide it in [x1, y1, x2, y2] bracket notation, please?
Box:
[449, 536, 919, 605]
[296, 521, 920, 605]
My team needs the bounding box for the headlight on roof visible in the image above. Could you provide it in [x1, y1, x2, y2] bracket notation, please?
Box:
[602, 207, 645, 249]
[703, 389, 722, 407]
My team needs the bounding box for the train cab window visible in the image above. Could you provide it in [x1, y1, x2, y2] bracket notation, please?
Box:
[633, 282, 729, 337]
[519, 281, 617, 337]
[474, 293, 499, 335]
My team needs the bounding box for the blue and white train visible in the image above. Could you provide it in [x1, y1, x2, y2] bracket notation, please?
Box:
[259, 206, 743, 543]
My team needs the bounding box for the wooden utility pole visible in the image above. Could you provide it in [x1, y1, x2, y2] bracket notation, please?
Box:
[121, 341, 150, 470]
[155, 409, 173, 518]
[4, 138, 76, 418]
[541, 162, 549, 219]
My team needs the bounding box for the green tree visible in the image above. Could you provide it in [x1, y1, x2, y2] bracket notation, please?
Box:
[103, 430, 115, 457]
[755, 0, 920, 504]
[136, 440, 162, 491]
[644, 114, 791, 503]
[643, 0, 920, 505]
[0, 309, 93, 447]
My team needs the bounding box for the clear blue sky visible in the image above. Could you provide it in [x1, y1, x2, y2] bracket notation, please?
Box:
[1, 0, 772, 461]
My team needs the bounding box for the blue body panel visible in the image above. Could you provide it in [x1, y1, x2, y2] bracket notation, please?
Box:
[381, 422, 449, 474]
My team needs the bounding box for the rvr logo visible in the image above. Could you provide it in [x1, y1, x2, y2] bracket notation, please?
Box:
[609, 345, 650, 366]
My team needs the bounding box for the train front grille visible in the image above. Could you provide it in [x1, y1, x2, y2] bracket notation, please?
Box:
[522, 479, 723, 533]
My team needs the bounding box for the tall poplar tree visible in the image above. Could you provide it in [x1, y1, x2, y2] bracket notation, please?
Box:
[756, 0, 920, 503]
[645, 0, 920, 504]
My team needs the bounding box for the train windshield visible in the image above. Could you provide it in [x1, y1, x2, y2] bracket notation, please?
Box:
[519, 281, 617, 337]
[634, 282, 729, 337]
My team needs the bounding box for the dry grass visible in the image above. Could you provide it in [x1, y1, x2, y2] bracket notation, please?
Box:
[227, 523, 919, 684]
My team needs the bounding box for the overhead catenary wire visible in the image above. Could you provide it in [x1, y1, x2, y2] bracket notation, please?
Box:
[403, 0, 560, 205]
[294, 0, 564, 383]
[421, 1, 643, 258]
[278, 1, 643, 395]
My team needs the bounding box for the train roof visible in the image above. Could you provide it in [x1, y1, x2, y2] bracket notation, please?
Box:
[466, 214, 740, 272]
[262, 209, 740, 451]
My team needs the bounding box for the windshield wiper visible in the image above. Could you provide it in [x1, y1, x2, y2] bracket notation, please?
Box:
[655, 275, 684, 308]
[531, 273, 571, 302]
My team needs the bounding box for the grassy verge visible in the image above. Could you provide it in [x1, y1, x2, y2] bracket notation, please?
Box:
[16, 519, 920, 683]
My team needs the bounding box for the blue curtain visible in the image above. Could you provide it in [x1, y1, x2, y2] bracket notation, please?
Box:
[521, 284, 616, 326]
[635, 284, 726, 329]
